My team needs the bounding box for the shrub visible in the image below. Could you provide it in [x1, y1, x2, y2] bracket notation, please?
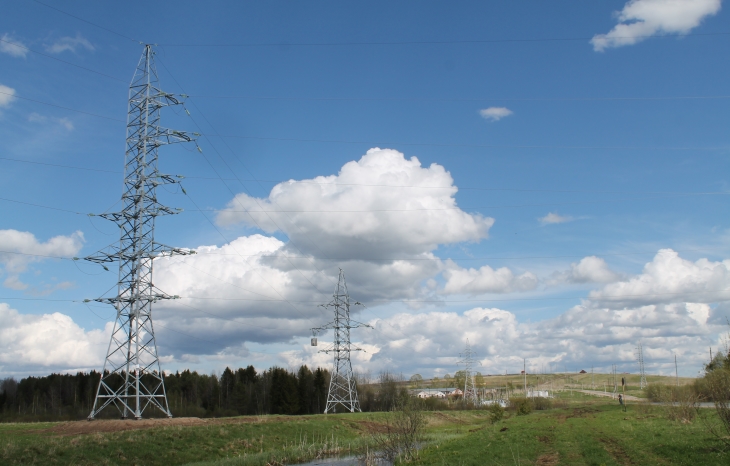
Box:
[488, 402, 504, 423]
[509, 397, 533, 416]
[532, 397, 553, 411]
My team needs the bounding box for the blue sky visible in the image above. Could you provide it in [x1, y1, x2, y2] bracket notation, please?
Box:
[1, 0, 729, 379]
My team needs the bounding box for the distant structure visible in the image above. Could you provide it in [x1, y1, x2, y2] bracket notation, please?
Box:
[83, 45, 197, 420]
[637, 342, 647, 389]
[311, 269, 371, 413]
[458, 339, 479, 405]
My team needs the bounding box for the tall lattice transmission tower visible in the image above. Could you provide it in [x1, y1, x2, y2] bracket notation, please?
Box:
[311, 269, 371, 413]
[83, 45, 197, 420]
[637, 341, 647, 389]
[458, 339, 479, 405]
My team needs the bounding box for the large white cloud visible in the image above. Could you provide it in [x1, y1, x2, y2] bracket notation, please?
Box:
[0, 230, 84, 290]
[592, 0, 722, 51]
[588, 249, 730, 306]
[442, 262, 538, 295]
[0, 303, 108, 375]
[550, 256, 623, 285]
[217, 148, 494, 259]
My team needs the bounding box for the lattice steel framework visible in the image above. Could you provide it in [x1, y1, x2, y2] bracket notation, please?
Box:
[312, 269, 370, 413]
[84, 45, 196, 420]
[637, 341, 647, 389]
[458, 339, 479, 405]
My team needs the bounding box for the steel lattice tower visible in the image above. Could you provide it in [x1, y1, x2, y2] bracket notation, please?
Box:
[637, 342, 647, 389]
[312, 269, 370, 413]
[84, 45, 196, 420]
[458, 339, 478, 405]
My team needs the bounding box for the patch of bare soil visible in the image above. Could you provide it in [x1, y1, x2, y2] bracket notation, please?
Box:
[536, 435, 552, 444]
[535, 452, 560, 466]
[427, 412, 466, 426]
[598, 437, 636, 466]
[39, 417, 209, 436]
[354, 420, 390, 434]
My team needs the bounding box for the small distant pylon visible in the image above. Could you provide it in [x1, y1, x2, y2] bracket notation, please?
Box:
[312, 269, 371, 413]
[637, 342, 647, 389]
[458, 339, 479, 405]
[83, 45, 197, 420]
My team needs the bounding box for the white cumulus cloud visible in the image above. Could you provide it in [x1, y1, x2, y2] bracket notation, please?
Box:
[0, 84, 15, 108]
[442, 262, 538, 294]
[479, 107, 513, 121]
[591, 0, 722, 51]
[539, 212, 573, 225]
[0, 33, 28, 58]
[0, 230, 84, 290]
[588, 248, 730, 306]
[550, 256, 624, 285]
[217, 148, 494, 259]
[45, 34, 95, 54]
[0, 303, 109, 375]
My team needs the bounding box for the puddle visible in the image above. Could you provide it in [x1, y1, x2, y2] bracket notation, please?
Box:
[292, 454, 392, 466]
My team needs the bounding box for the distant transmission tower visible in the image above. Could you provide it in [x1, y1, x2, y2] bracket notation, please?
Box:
[311, 269, 371, 413]
[458, 339, 478, 405]
[637, 342, 647, 389]
[83, 45, 197, 420]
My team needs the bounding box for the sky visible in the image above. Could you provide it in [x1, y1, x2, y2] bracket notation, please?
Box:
[1, 0, 730, 380]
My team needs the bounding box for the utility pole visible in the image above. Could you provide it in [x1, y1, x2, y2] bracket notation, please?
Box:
[637, 342, 647, 389]
[523, 358, 527, 394]
[675, 354, 679, 387]
[312, 269, 371, 413]
[458, 340, 478, 405]
[84, 45, 197, 420]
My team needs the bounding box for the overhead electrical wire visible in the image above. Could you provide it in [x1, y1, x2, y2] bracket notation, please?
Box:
[2, 155, 729, 196]
[0, 37, 127, 83]
[186, 94, 730, 102]
[6, 286, 728, 304]
[155, 31, 730, 47]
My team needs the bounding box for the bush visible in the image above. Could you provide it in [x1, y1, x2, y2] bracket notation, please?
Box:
[648, 383, 699, 423]
[532, 397, 553, 411]
[488, 402, 504, 423]
[509, 397, 533, 416]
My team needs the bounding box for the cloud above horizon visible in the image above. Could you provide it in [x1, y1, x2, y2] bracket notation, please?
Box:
[0, 33, 28, 58]
[479, 107, 513, 122]
[591, 0, 722, 52]
[0, 230, 84, 290]
[0, 84, 16, 108]
[45, 34, 94, 54]
[539, 212, 573, 225]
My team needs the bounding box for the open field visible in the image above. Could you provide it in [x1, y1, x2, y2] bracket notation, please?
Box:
[1, 392, 729, 465]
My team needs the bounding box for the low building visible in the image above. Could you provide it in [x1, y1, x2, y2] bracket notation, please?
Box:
[410, 389, 446, 399]
[526, 390, 551, 398]
[440, 388, 463, 397]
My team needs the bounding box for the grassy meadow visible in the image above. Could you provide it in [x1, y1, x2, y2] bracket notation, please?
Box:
[1, 380, 727, 465]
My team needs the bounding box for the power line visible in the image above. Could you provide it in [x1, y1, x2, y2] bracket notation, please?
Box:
[0, 156, 119, 174]
[0, 90, 125, 122]
[3, 286, 729, 305]
[213, 133, 729, 152]
[2, 155, 729, 196]
[32, 0, 141, 44]
[0, 37, 127, 83]
[3, 90, 729, 152]
[157, 31, 730, 47]
[187, 94, 730, 102]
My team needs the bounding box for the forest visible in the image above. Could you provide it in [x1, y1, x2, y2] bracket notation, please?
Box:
[0, 365, 414, 422]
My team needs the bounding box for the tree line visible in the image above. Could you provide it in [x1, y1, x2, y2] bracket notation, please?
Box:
[0, 365, 331, 422]
[0, 366, 413, 422]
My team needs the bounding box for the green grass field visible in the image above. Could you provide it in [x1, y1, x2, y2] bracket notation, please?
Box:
[1, 394, 728, 465]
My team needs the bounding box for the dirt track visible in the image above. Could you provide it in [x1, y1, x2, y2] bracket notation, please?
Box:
[39, 417, 210, 436]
